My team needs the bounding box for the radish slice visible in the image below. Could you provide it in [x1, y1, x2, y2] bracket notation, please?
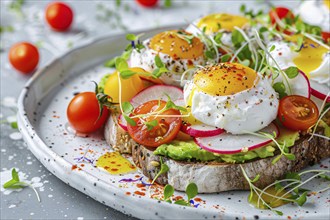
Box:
[174, 99, 225, 137]
[118, 114, 128, 131]
[131, 85, 183, 107]
[195, 123, 279, 154]
[289, 70, 311, 98]
[182, 124, 224, 137]
[310, 80, 330, 102]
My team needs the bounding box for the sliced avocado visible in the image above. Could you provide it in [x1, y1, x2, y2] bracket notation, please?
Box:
[154, 128, 299, 163]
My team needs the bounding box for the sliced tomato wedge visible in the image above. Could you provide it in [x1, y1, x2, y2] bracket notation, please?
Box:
[127, 100, 181, 147]
[277, 95, 319, 131]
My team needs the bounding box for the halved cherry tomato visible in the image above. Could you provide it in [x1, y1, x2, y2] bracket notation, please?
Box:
[9, 42, 39, 74]
[45, 2, 73, 31]
[136, 0, 158, 7]
[269, 7, 294, 35]
[67, 92, 109, 133]
[321, 31, 330, 43]
[277, 95, 319, 131]
[127, 100, 181, 147]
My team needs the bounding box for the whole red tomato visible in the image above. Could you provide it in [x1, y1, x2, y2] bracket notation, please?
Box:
[9, 42, 39, 74]
[45, 2, 73, 31]
[136, 0, 158, 7]
[67, 92, 109, 133]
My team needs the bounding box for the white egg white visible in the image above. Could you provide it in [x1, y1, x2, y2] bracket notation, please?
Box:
[129, 39, 205, 87]
[268, 40, 330, 85]
[297, 0, 330, 32]
[184, 74, 279, 134]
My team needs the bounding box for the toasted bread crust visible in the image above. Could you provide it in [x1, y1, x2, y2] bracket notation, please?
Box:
[104, 113, 135, 154]
[132, 134, 330, 193]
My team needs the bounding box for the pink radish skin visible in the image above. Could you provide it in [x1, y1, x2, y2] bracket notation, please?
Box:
[310, 80, 330, 102]
[130, 85, 183, 108]
[287, 69, 311, 98]
[174, 99, 225, 137]
[118, 114, 128, 131]
[195, 123, 280, 154]
[181, 124, 224, 137]
[297, 70, 311, 98]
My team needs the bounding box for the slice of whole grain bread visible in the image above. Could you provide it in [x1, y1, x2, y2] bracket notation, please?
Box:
[105, 113, 330, 193]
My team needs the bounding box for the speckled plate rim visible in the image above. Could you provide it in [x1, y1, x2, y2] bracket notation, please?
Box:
[16, 26, 329, 220]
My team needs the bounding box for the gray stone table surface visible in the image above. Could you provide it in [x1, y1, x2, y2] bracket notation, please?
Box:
[0, 0, 298, 219]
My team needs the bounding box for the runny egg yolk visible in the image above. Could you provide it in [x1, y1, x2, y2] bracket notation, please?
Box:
[197, 13, 249, 34]
[149, 30, 204, 60]
[286, 36, 328, 77]
[193, 63, 257, 96]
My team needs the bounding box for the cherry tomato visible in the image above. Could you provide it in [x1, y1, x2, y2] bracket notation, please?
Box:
[277, 95, 319, 131]
[136, 0, 158, 7]
[127, 100, 181, 147]
[9, 42, 39, 74]
[67, 92, 109, 133]
[269, 7, 294, 35]
[45, 2, 73, 31]
[321, 31, 330, 43]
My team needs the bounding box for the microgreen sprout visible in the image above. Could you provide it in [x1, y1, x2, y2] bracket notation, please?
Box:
[240, 166, 330, 215]
[152, 55, 170, 78]
[308, 93, 330, 141]
[3, 168, 41, 202]
[271, 11, 329, 50]
[243, 130, 295, 164]
[104, 33, 144, 68]
[152, 157, 169, 184]
[176, 30, 195, 44]
[159, 182, 199, 207]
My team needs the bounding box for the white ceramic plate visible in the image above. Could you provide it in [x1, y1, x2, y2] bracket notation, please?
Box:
[17, 27, 330, 220]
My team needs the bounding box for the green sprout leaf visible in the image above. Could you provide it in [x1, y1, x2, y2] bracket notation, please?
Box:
[11, 122, 18, 129]
[115, 57, 129, 71]
[269, 45, 276, 52]
[120, 70, 136, 79]
[3, 168, 41, 202]
[295, 192, 307, 206]
[273, 82, 287, 99]
[145, 120, 158, 131]
[155, 55, 164, 68]
[152, 158, 169, 184]
[285, 172, 301, 181]
[164, 184, 174, 200]
[205, 50, 215, 59]
[186, 182, 198, 201]
[126, 33, 137, 41]
[220, 54, 231, 62]
[123, 115, 136, 126]
[319, 174, 330, 181]
[251, 174, 261, 183]
[164, 0, 172, 8]
[174, 199, 189, 205]
[295, 36, 304, 52]
[122, 102, 134, 114]
[284, 66, 299, 79]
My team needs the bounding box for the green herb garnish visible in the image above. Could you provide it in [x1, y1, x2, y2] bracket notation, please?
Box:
[284, 66, 299, 79]
[3, 168, 40, 202]
[241, 167, 330, 215]
[160, 182, 199, 207]
[152, 55, 169, 78]
[152, 157, 169, 184]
